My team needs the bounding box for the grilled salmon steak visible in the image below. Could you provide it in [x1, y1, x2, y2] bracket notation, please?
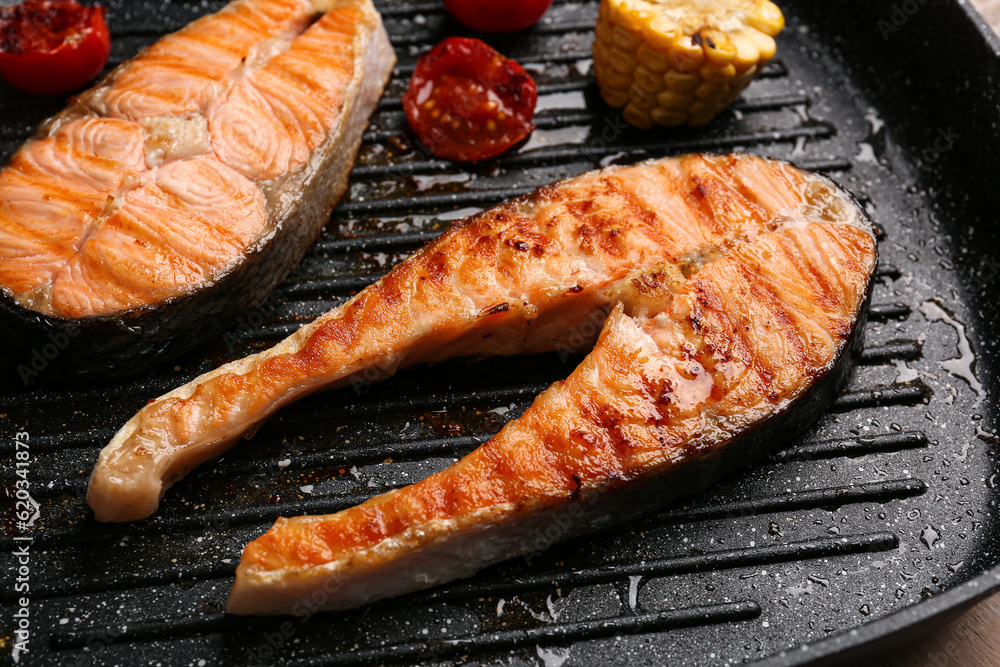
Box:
[0, 0, 395, 378]
[90, 153, 876, 570]
[222, 160, 876, 615]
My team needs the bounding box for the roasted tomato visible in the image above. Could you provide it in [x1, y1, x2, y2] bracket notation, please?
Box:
[402, 37, 537, 162]
[444, 0, 553, 33]
[0, 0, 111, 95]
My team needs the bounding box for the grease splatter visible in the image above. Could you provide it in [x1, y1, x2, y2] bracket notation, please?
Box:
[537, 646, 570, 667]
[628, 575, 642, 611]
[920, 301, 983, 396]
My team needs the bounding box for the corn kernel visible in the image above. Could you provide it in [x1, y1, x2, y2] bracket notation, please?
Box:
[637, 43, 670, 73]
[742, 64, 759, 79]
[624, 103, 654, 129]
[690, 100, 727, 117]
[669, 36, 705, 73]
[657, 89, 696, 110]
[595, 20, 613, 45]
[748, 1, 785, 37]
[601, 86, 631, 108]
[604, 67, 634, 90]
[606, 0, 625, 25]
[731, 33, 761, 73]
[643, 16, 680, 52]
[748, 30, 777, 61]
[593, 40, 610, 65]
[701, 30, 737, 68]
[610, 47, 639, 73]
[629, 84, 658, 110]
[688, 112, 716, 128]
[663, 70, 702, 93]
[695, 81, 731, 103]
[634, 65, 666, 93]
[700, 62, 737, 84]
[730, 67, 758, 90]
[612, 25, 642, 51]
[615, 3, 651, 34]
[651, 107, 688, 127]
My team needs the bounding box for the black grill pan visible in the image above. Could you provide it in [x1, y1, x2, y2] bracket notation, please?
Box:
[3, 0, 1000, 664]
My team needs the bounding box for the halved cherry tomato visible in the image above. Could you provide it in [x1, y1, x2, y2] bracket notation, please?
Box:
[0, 0, 111, 96]
[444, 0, 553, 33]
[402, 37, 537, 162]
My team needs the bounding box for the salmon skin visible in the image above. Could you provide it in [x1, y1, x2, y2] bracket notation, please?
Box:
[0, 0, 395, 380]
[89, 151, 876, 562]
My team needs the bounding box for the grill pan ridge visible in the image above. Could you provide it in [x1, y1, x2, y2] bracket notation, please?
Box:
[2, 1, 999, 665]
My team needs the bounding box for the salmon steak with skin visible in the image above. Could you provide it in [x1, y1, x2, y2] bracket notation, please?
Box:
[89, 152, 876, 585]
[0, 0, 394, 379]
[222, 159, 876, 615]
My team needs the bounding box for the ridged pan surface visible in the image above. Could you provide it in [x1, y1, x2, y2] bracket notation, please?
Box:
[1, 0, 999, 665]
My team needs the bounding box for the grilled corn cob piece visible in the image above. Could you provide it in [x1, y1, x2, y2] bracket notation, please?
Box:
[593, 0, 785, 129]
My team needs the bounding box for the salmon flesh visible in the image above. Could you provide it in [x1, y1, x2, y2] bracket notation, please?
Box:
[88, 153, 877, 612]
[0, 0, 395, 378]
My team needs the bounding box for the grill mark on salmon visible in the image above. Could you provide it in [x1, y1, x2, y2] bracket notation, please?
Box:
[0, 118, 146, 299]
[100, 0, 316, 121]
[209, 7, 361, 181]
[87, 154, 877, 541]
[0, 0, 395, 377]
[50, 156, 267, 318]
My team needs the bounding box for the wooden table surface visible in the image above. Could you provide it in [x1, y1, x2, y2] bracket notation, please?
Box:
[867, 1, 1000, 665]
[973, 0, 1000, 27]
